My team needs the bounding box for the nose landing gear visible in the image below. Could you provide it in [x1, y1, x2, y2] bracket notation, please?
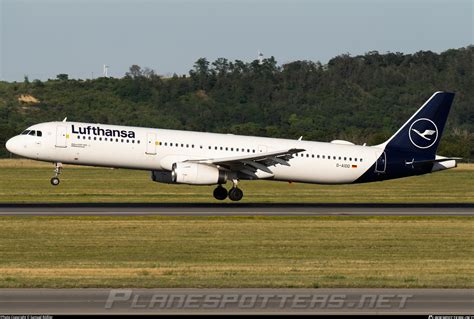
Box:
[50, 162, 63, 186]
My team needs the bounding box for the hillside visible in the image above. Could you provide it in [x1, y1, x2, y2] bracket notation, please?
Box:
[0, 46, 472, 159]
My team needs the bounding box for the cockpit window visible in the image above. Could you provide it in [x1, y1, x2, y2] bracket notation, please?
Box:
[20, 129, 42, 136]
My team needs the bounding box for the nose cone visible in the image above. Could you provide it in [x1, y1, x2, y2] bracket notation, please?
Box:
[6, 136, 19, 154]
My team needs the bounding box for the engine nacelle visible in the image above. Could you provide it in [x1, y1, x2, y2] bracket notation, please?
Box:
[171, 162, 228, 185]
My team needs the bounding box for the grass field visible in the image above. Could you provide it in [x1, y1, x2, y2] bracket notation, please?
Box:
[0, 160, 472, 288]
[0, 159, 472, 203]
[0, 216, 472, 288]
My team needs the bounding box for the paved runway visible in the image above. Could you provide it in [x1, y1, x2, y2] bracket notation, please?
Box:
[0, 288, 472, 314]
[0, 203, 472, 216]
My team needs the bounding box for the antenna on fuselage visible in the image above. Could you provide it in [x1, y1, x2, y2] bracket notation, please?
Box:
[62, 117, 67, 122]
[298, 136, 303, 141]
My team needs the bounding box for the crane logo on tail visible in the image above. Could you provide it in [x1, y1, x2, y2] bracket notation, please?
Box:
[408, 118, 438, 149]
[411, 128, 436, 140]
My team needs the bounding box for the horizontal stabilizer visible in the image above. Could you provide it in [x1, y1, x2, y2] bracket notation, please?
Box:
[405, 156, 459, 172]
[406, 157, 461, 166]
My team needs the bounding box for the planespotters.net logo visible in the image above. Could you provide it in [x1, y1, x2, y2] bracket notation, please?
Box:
[409, 118, 439, 149]
[428, 316, 474, 319]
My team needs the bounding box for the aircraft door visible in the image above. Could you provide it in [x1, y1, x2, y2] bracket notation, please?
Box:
[55, 125, 67, 148]
[146, 132, 157, 155]
[375, 151, 386, 173]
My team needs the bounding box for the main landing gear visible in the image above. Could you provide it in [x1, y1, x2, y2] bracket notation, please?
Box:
[228, 187, 243, 201]
[50, 162, 62, 186]
[213, 185, 228, 200]
[213, 180, 243, 201]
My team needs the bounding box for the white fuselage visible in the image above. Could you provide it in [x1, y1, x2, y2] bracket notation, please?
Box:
[6, 121, 384, 184]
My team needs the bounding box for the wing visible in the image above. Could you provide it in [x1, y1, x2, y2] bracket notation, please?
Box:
[185, 148, 305, 179]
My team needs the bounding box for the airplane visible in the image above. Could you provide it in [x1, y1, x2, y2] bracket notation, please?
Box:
[5, 91, 458, 201]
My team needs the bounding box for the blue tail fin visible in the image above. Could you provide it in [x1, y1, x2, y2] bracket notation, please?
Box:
[383, 91, 455, 157]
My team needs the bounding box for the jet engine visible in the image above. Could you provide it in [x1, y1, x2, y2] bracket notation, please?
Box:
[172, 162, 228, 185]
[151, 162, 228, 185]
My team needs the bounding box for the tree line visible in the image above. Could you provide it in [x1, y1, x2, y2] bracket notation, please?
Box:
[0, 46, 472, 159]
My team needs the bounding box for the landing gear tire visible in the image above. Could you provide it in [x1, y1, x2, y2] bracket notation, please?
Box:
[51, 162, 62, 186]
[213, 185, 228, 200]
[228, 187, 243, 201]
[50, 177, 60, 186]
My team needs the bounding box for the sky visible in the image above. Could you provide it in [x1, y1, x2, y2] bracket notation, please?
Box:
[0, 0, 472, 81]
